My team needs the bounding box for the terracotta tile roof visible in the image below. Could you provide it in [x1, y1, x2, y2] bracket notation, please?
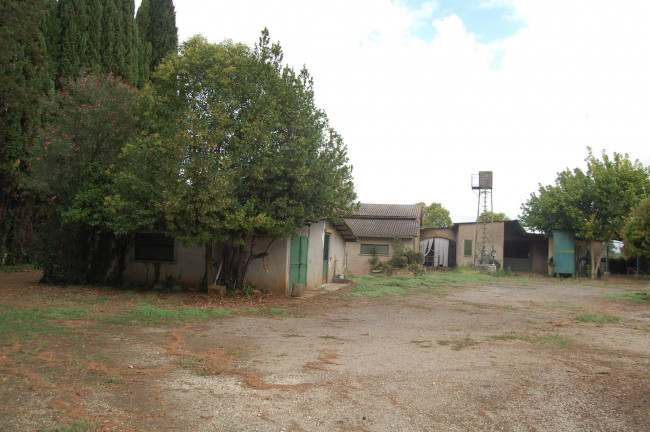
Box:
[344, 203, 422, 238]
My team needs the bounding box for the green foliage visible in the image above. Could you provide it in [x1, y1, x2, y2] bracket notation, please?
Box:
[0, 0, 56, 265]
[478, 211, 510, 222]
[137, 0, 178, 73]
[58, 0, 143, 87]
[32, 71, 142, 284]
[521, 148, 650, 278]
[130, 31, 356, 287]
[368, 245, 381, 270]
[419, 202, 452, 228]
[622, 197, 650, 259]
[1, 0, 150, 267]
[387, 238, 424, 271]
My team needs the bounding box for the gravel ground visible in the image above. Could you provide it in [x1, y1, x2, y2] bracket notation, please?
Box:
[1, 272, 649, 431]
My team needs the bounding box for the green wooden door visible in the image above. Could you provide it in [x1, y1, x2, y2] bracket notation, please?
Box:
[322, 234, 330, 284]
[290, 237, 308, 288]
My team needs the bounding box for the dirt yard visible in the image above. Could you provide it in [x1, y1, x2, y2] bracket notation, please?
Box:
[1, 270, 649, 431]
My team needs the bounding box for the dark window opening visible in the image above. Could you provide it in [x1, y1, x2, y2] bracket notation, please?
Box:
[463, 240, 472, 256]
[504, 242, 530, 259]
[360, 244, 389, 255]
[134, 233, 174, 261]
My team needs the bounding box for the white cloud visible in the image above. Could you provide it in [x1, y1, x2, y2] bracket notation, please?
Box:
[164, 0, 650, 222]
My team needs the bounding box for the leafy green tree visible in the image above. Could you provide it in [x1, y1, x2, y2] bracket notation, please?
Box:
[622, 197, 650, 259]
[478, 211, 510, 223]
[419, 202, 452, 228]
[130, 32, 356, 289]
[32, 71, 142, 283]
[520, 148, 650, 278]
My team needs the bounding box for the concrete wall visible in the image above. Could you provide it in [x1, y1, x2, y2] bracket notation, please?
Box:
[420, 227, 455, 242]
[531, 241, 549, 274]
[300, 220, 347, 286]
[456, 222, 504, 267]
[246, 220, 348, 294]
[122, 240, 207, 287]
[345, 236, 418, 275]
[455, 222, 505, 268]
[245, 237, 290, 294]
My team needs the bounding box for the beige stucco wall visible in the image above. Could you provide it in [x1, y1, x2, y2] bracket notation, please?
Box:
[345, 236, 418, 275]
[455, 222, 505, 268]
[122, 240, 207, 287]
[301, 220, 347, 286]
[420, 227, 455, 242]
[531, 241, 549, 274]
[246, 220, 348, 294]
[245, 237, 291, 294]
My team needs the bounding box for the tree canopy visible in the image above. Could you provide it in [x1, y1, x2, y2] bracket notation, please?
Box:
[33, 71, 143, 283]
[119, 31, 356, 287]
[0, 0, 178, 267]
[478, 211, 510, 223]
[622, 197, 650, 259]
[419, 202, 452, 228]
[520, 148, 649, 277]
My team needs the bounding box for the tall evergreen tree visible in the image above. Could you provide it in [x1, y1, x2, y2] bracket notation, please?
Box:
[0, 0, 56, 264]
[100, 0, 122, 76]
[58, 0, 89, 79]
[137, 0, 177, 73]
[85, 0, 103, 69]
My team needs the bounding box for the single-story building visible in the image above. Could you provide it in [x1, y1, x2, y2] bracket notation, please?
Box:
[421, 220, 548, 274]
[420, 220, 603, 276]
[120, 218, 356, 294]
[344, 203, 422, 275]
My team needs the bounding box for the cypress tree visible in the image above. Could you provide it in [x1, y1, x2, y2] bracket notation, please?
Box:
[100, 0, 120, 76]
[58, 0, 89, 79]
[0, 0, 55, 264]
[137, 0, 177, 73]
[85, 0, 103, 70]
[117, 0, 135, 83]
[135, 0, 152, 84]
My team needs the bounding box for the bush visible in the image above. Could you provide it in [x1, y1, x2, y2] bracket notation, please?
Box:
[389, 254, 408, 269]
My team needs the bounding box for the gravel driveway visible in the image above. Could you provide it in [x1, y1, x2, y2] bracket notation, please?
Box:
[1, 273, 649, 431]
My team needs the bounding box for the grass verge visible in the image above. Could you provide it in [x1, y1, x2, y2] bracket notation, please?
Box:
[605, 291, 649, 303]
[349, 269, 495, 297]
[0, 305, 93, 344]
[574, 313, 619, 323]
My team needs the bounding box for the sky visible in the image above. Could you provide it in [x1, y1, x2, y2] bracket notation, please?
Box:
[144, 0, 650, 222]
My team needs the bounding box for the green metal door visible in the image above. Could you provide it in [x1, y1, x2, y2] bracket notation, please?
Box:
[322, 234, 330, 284]
[290, 237, 308, 288]
[553, 230, 575, 275]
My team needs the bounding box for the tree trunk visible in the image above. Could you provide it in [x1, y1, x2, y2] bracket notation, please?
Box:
[238, 237, 275, 290]
[592, 239, 609, 279]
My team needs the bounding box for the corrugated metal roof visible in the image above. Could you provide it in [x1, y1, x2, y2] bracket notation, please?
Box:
[344, 218, 420, 238]
[353, 203, 422, 219]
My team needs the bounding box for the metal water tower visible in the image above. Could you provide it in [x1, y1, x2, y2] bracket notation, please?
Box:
[471, 171, 494, 266]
